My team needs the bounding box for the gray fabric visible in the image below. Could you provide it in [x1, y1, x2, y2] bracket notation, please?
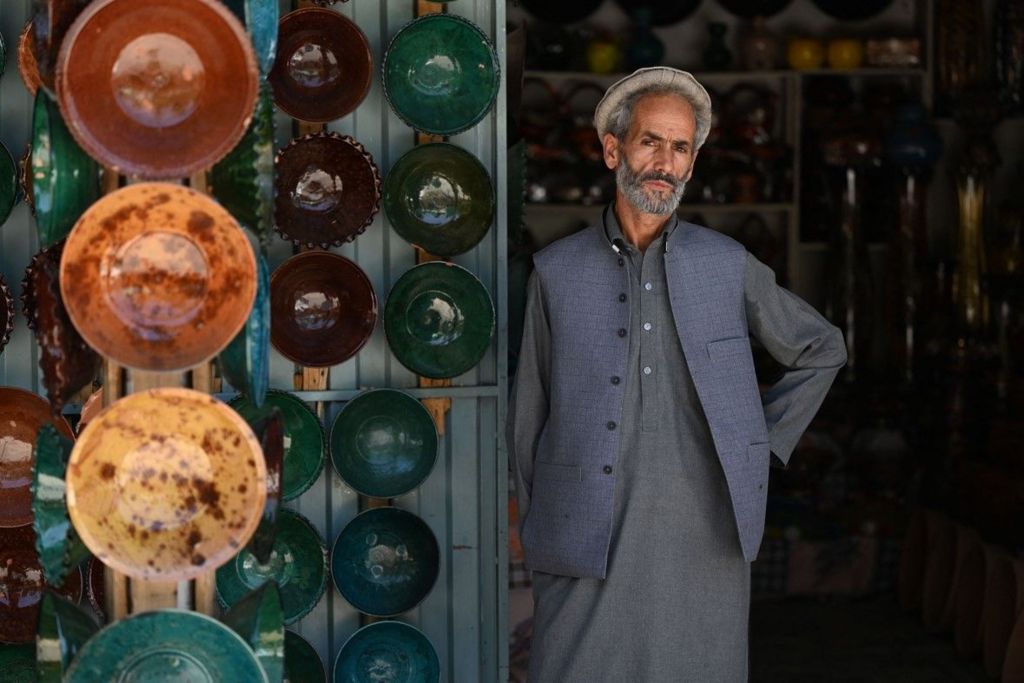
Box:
[507, 206, 846, 682]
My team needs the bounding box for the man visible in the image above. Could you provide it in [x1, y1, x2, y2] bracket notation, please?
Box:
[507, 67, 847, 682]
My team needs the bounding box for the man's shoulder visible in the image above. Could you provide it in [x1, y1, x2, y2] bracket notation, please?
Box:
[673, 219, 746, 255]
[533, 224, 604, 268]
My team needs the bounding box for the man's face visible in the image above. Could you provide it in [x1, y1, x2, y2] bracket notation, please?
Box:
[602, 93, 699, 216]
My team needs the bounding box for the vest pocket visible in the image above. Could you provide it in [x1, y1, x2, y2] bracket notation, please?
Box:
[706, 335, 752, 360]
[534, 460, 582, 483]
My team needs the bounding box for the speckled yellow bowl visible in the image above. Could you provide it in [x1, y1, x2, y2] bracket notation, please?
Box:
[66, 388, 266, 581]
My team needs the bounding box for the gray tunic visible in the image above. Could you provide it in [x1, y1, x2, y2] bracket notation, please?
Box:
[511, 210, 830, 682]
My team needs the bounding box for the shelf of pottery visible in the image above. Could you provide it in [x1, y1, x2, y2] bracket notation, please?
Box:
[508, 0, 934, 305]
[0, 0, 504, 681]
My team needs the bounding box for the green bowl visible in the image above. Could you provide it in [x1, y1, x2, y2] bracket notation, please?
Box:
[248, 408, 284, 565]
[36, 589, 99, 683]
[223, 582, 285, 683]
[0, 644, 36, 683]
[65, 610, 268, 682]
[330, 389, 437, 499]
[216, 508, 328, 625]
[382, 14, 499, 136]
[331, 507, 439, 617]
[333, 621, 439, 683]
[220, 252, 271, 408]
[32, 424, 88, 588]
[285, 630, 327, 683]
[0, 141, 16, 228]
[384, 262, 494, 379]
[383, 143, 494, 257]
[230, 390, 325, 502]
[30, 89, 100, 247]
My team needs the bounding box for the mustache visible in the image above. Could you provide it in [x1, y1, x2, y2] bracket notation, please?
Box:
[638, 170, 685, 188]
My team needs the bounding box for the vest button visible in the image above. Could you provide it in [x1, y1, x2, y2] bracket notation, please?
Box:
[610, 376, 620, 385]
[603, 465, 613, 474]
[618, 293, 626, 302]
[617, 258, 624, 267]
[617, 328, 627, 337]
[606, 421, 616, 430]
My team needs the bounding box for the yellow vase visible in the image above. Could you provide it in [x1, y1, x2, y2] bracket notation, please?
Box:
[828, 38, 864, 69]
[787, 38, 825, 70]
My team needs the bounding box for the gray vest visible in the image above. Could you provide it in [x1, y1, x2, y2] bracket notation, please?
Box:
[526, 221, 770, 578]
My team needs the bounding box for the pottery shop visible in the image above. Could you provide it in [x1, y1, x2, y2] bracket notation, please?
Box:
[0, 0, 1022, 682]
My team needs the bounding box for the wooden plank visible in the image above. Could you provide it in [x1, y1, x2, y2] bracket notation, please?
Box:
[130, 370, 187, 392]
[130, 578, 179, 612]
[105, 567, 129, 621]
[194, 572, 217, 615]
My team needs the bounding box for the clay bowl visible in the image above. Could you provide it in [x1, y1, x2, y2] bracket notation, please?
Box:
[30, 0, 92, 93]
[0, 386, 74, 529]
[331, 506, 439, 617]
[383, 143, 494, 257]
[274, 131, 381, 249]
[333, 621, 439, 682]
[55, 0, 259, 178]
[383, 14, 500, 136]
[0, 274, 14, 355]
[0, 525, 83, 644]
[17, 20, 42, 96]
[269, 7, 372, 123]
[59, 183, 257, 372]
[65, 388, 267, 581]
[270, 251, 377, 368]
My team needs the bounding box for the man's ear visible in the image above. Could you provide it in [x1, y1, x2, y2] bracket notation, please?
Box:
[602, 132, 619, 170]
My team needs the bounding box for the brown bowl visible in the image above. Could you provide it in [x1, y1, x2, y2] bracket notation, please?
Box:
[0, 274, 14, 355]
[55, 0, 259, 178]
[0, 387, 74, 529]
[32, 0, 92, 94]
[17, 21, 42, 96]
[269, 7, 372, 123]
[270, 251, 377, 368]
[274, 131, 381, 249]
[59, 183, 257, 372]
[0, 526, 83, 643]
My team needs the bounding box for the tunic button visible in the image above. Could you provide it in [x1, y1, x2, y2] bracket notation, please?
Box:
[610, 376, 620, 385]
[603, 465, 613, 474]
[643, 366, 652, 375]
[618, 293, 627, 302]
[643, 322, 652, 331]
[607, 421, 616, 430]
[644, 282, 653, 291]
[617, 328, 627, 337]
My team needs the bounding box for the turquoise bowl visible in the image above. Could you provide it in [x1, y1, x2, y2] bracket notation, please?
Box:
[216, 508, 328, 625]
[333, 621, 439, 683]
[0, 644, 35, 683]
[330, 389, 438, 499]
[331, 507, 439, 617]
[230, 390, 325, 502]
[222, 0, 279, 77]
[383, 262, 494, 379]
[220, 252, 271, 408]
[0, 141, 16, 228]
[36, 590, 99, 683]
[285, 629, 327, 683]
[383, 143, 494, 257]
[31, 424, 88, 588]
[222, 582, 285, 683]
[64, 610, 268, 682]
[382, 14, 499, 135]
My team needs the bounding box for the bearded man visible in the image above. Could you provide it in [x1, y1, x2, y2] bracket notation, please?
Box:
[507, 67, 847, 682]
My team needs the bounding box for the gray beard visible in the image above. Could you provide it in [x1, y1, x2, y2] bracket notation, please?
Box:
[615, 155, 687, 216]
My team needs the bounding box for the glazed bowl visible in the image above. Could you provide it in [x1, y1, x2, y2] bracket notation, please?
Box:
[55, 0, 259, 178]
[219, 252, 271, 408]
[36, 590, 99, 683]
[331, 507, 439, 617]
[383, 143, 494, 257]
[221, 0, 279, 77]
[0, 141, 17, 228]
[270, 251, 377, 368]
[64, 610, 267, 682]
[222, 582, 285, 683]
[0, 525, 83, 644]
[31, 0, 91, 94]
[383, 262, 494, 379]
[0, 275, 14, 355]
[286, 630, 327, 682]
[230, 390, 325, 503]
[0, 644, 36, 681]
[330, 389, 438, 499]
[383, 14, 499, 136]
[66, 388, 267, 581]
[31, 424, 88, 588]
[17, 20, 42, 96]
[216, 508, 328, 625]
[0, 386, 74, 529]
[242, 407, 283, 564]
[333, 621, 440, 683]
[270, 8, 372, 123]
[59, 183, 257, 372]
[274, 131, 381, 248]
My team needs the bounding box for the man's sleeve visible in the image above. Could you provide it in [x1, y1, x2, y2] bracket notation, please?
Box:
[506, 270, 551, 532]
[743, 252, 847, 468]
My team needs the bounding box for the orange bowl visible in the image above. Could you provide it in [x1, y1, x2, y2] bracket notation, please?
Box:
[66, 388, 267, 581]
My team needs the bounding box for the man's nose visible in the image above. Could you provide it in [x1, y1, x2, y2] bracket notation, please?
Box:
[651, 145, 674, 173]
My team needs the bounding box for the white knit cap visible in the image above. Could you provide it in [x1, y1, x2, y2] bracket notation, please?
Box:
[593, 67, 712, 147]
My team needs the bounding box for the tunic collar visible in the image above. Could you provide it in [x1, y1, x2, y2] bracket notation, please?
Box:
[602, 203, 679, 256]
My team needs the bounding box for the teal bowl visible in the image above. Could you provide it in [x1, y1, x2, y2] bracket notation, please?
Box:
[0, 644, 36, 683]
[216, 508, 328, 625]
[331, 507, 439, 617]
[36, 590, 99, 683]
[333, 621, 439, 683]
[222, 582, 285, 683]
[383, 143, 494, 257]
[384, 262, 494, 379]
[64, 610, 267, 682]
[220, 252, 271, 408]
[330, 389, 438, 499]
[382, 14, 499, 136]
[285, 629, 327, 683]
[230, 390, 325, 502]
[0, 141, 16, 228]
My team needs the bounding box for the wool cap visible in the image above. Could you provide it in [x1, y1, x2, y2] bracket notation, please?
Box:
[593, 67, 713, 147]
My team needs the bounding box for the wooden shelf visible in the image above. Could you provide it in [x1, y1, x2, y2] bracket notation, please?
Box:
[525, 202, 795, 214]
[525, 68, 925, 84]
[799, 242, 890, 253]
